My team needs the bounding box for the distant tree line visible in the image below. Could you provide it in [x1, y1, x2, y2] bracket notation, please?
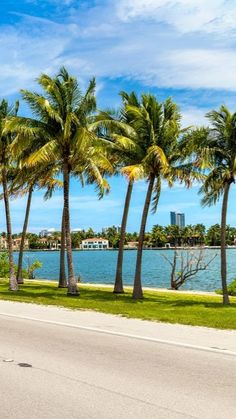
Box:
[4, 223, 236, 250]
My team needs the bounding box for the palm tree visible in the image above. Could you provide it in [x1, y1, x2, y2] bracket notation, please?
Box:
[123, 95, 199, 299]
[151, 225, 167, 247]
[0, 99, 19, 291]
[193, 223, 206, 245]
[7, 68, 111, 295]
[94, 91, 143, 293]
[165, 225, 181, 247]
[9, 165, 61, 284]
[193, 106, 236, 304]
[59, 207, 67, 288]
[16, 184, 33, 283]
[181, 106, 236, 304]
[205, 224, 221, 246]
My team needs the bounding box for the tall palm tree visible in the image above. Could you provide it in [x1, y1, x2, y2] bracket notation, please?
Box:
[192, 106, 236, 304]
[123, 95, 199, 299]
[94, 91, 143, 293]
[7, 67, 111, 295]
[59, 207, 67, 288]
[0, 99, 19, 291]
[9, 165, 62, 284]
[17, 185, 33, 283]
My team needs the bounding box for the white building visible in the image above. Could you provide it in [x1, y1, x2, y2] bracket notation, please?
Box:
[80, 238, 109, 250]
[71, 228, 82, 233]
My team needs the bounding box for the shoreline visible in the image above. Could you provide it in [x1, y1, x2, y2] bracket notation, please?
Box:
[2, 246, 236, 252]
[26, 279, 219, 297]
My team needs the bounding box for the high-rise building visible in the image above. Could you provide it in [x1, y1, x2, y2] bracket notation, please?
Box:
[177, 213, 185, 228]
[170, 212, 185, 228]
[170, 212, 176, 225]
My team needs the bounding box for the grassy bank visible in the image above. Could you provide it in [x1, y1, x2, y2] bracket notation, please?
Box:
[0, 280, 236, 329]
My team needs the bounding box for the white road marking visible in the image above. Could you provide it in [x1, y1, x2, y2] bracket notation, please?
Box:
[0, 311, 235, 357]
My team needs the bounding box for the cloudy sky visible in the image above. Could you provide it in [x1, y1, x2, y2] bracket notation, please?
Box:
[0, 0, 236, 233]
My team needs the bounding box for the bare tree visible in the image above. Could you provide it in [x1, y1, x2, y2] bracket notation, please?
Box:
[162, 248, 217, 290]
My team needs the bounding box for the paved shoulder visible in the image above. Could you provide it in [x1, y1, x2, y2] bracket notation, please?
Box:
[0, 300, 235, 355]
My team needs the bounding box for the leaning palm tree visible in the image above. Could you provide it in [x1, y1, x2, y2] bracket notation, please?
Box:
[190, 106, 236, 304]
[0, 99, 19, 291]
[7, 67, 111, 295]
[201, 174, 231, 305]
[123, 95, 199, 299]
[9, 164, 62, 284]
[94, 91, 143, 293]
[180, 107, 236, 305]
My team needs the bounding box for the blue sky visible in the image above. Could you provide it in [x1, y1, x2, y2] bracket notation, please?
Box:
[1, 0, 236, 233]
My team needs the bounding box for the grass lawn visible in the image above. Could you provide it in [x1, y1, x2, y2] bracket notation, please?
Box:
[0, 280, 236, 330]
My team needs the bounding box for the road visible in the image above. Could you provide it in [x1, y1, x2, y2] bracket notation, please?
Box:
[0, 305, 235, 418]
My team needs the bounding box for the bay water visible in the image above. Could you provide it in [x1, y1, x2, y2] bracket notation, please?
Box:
[13, 248, 236, 291]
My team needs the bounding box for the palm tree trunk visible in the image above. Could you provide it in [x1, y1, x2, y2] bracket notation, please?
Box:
[58, 206, 67, 288]
[221, 182, 230, 305]
[16, 185, 33, 284]
[63, 161, 79, 295]
[2, 168, 18, 291]
[114, 180, 134, 294]
[133, 174, 155, 299]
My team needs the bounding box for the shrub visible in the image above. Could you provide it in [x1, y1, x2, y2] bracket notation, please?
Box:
[0, 252, 42, 279]
[0, 253, 11, 278]
[216, 278, 236, 296]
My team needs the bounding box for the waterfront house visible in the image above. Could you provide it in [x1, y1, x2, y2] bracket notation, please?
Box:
[124, 241, 139, 249]
[80, 238, 109, 250]
[0, 237, 29, 250]
[38, 238, 60, 250]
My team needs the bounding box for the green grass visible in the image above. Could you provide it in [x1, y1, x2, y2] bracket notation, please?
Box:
[0, 280, 236, 329]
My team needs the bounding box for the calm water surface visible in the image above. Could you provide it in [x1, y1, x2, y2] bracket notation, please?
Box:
[14, 249, 236, 291]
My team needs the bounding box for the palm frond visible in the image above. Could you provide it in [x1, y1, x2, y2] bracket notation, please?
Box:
[121, 164, 145, 181]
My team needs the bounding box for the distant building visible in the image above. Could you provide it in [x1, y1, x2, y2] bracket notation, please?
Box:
[37, 238, 60, 250]
[170, 212, 185, 228]
[0, 237, 29, 250]
[39, 228, 55, 238]
[71, 228, 82, 233]
[124, 241, 139, 249]
[80, 238, 109, 250]
[170, 212, 176, 226]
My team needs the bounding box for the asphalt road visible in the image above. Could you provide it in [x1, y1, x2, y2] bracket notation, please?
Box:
[0, 315, 236, 419]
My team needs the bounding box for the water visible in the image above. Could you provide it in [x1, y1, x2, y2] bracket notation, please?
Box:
[13, 248, 236, 291]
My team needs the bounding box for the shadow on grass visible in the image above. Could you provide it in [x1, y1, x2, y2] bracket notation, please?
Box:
[1, 282, 235, 312]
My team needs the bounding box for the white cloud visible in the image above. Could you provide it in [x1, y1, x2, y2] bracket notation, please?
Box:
[157, 49, 236, 91]
[1, 2, 236, 99]
[182, 107, 208, 127]
[116, 0, 236, 34]
[0, 15, 81, 95]
[9, 194, 121, 212]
